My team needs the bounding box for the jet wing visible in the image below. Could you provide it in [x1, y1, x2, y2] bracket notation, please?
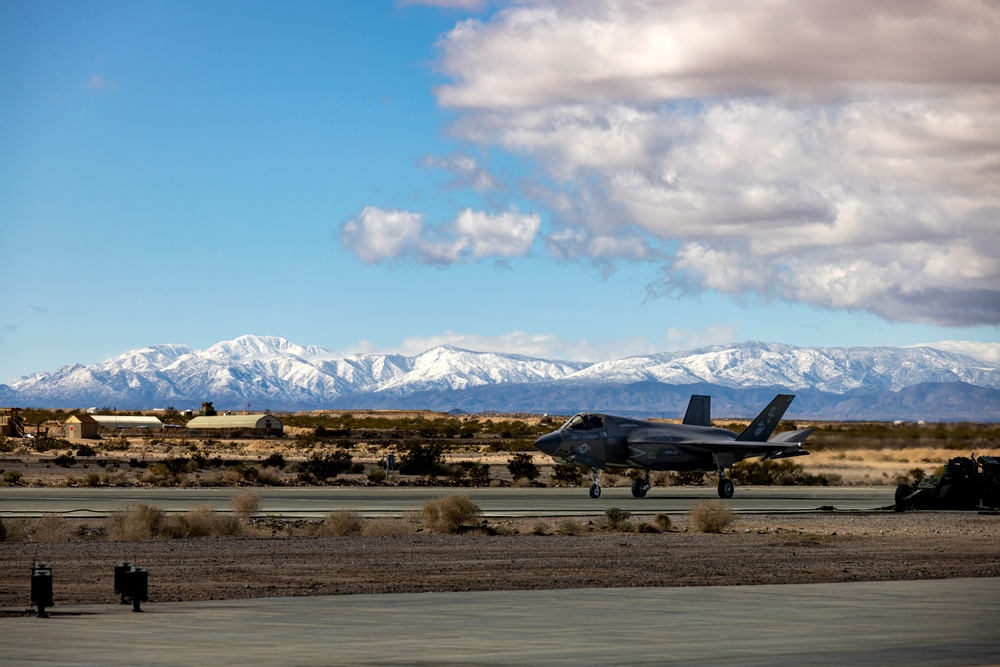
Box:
[627, 430, 812, 459]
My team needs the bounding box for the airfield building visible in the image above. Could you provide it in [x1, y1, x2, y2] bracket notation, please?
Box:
[65, 413, 100, 440]
[89, 415, 164, 430]
[1, 408, 26, 438]
[185, 414, 282, 434]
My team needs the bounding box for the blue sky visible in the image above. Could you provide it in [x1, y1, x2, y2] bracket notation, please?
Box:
[2, 0, 998, 382]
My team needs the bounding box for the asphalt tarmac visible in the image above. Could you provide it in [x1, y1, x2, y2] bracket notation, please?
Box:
[3, 578, 997, 666]
[0, 485, 896, 518]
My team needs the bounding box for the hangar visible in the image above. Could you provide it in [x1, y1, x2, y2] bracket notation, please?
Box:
[89, 415, 163, 430]
[185, 414, 282, 433]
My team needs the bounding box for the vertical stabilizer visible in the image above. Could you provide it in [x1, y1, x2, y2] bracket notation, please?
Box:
[736, 394, 795, 442]
[682, 395, 711, 426]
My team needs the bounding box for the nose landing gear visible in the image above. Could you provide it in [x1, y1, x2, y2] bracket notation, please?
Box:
[589, 468, 602, 498]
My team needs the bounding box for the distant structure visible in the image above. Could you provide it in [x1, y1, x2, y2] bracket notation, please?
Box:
[65, 413, 100, 440]
[185, 414, 282, 434]
[200, 402, 217, 416]
[0, 408, 26, 438]
[89, 415, 163, 430]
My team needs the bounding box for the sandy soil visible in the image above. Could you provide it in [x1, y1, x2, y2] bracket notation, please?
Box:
[2, 512, 998, 609]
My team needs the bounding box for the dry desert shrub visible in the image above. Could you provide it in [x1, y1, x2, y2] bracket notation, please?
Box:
[319, 510, 364, 536]
[257, 466, 283, 486]
[603, 473, 623, 487]
[604, 507, 633, 531]
[102, 470, 129, 486]
[30, 515, 72, 542]
[421, 494, 481, 533]
[653, 513, 672, 532]
[2, 519, 30, 542]
[556, 518, 583, 535]
[360, 517, 412, 537]
[166, 504, 241, 538]
[197, 472, 225, 486]
[109, 503, 166, 540]
[232, 490, 260, 520]
[530, 520, 549, 535]
[221, 469, 243, 485]
[689, 500, 736, 533]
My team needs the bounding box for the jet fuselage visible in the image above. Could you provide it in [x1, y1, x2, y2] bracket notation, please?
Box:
[533, 413, 745, 472]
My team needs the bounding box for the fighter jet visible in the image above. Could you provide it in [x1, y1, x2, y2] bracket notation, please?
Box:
[532, 394, 813, 499]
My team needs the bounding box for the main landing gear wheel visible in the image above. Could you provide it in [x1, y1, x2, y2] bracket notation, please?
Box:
[717, 478, 735, 499]
[631, 478, 649, 498]
[589, 484, 602, 499]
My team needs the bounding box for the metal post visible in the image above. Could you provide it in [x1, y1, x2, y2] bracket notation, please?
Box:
[31, 563, 53, 618]
[114, 562, 131, 604]
[127, 566, 148, 612]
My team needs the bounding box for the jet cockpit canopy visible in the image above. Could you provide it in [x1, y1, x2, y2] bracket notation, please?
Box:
[562, 413, 605, 431]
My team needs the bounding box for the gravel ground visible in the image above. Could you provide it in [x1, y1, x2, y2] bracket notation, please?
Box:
[2, 512, 999, 609]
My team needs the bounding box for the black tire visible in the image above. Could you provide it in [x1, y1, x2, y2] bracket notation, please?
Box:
[894, 484, 912, 511]
[631, 478, 646, 498]
[718, 479, 734, 499]
[938, 484, 954, 509]
[939, 484, 973, 510]
[589, 484, 601, 499]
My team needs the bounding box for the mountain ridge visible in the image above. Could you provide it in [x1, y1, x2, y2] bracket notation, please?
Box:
[2, 335, 998, 420]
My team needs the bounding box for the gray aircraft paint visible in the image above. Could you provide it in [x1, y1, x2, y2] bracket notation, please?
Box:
[533, 394, 813, 499]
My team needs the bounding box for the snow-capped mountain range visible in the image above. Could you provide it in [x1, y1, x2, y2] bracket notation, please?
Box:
[2, 335, 998, 420]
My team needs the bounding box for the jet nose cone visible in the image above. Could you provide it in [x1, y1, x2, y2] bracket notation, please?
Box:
[533, 432, 561, 455]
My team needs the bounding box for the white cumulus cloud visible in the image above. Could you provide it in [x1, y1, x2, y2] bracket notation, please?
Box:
[917, 341, 1000, 365]
[350, 325, 737, 362]
[340, 207, 425, 264]
[431, 0, 1000, 326]
[341, 206, 540, 265]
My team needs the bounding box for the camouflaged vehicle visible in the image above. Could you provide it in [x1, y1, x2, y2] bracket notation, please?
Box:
[895, 455, 1000, 511]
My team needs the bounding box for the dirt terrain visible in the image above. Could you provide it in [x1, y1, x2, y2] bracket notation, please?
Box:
[2, 415, 998, 611]
[2, 512, 998, 609]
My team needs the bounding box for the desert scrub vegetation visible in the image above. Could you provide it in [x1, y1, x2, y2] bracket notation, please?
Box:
[689, 500, 736, 533]
[506, 453, 540, 482]
[653, 513, 672, 532]
[550, 463, 584, 487]
[443, 461, 491, 485]
[807, 421, 1000, 450]
[232, 490, 260, 520]
[317, 510, 364, 536]
[555, 518, 584, 535]
[397, 442, 447, 477]
[297, 451, 353, 482]
[108, 502, 242, 539]
[360, 517, 414, 537]
[731, 459, 837, 486]
[603, 507, 634, 532]
[421, 494, 482, 533]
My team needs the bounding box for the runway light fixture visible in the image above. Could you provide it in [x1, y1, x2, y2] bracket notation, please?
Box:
[114, 561, 131, 605]
[31, 562, 53, 618]
[113, 563, 149, 612]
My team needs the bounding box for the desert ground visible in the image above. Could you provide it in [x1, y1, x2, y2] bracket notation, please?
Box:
[1, 511, 999, 610]
[2, 411, 998, 610]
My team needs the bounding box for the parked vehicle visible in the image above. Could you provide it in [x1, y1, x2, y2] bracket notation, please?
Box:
[895, 455, 1000, 511]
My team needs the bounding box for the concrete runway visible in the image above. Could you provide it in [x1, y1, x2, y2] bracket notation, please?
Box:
[0, 485, 896, 518]
[3, 578, 998, 666]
